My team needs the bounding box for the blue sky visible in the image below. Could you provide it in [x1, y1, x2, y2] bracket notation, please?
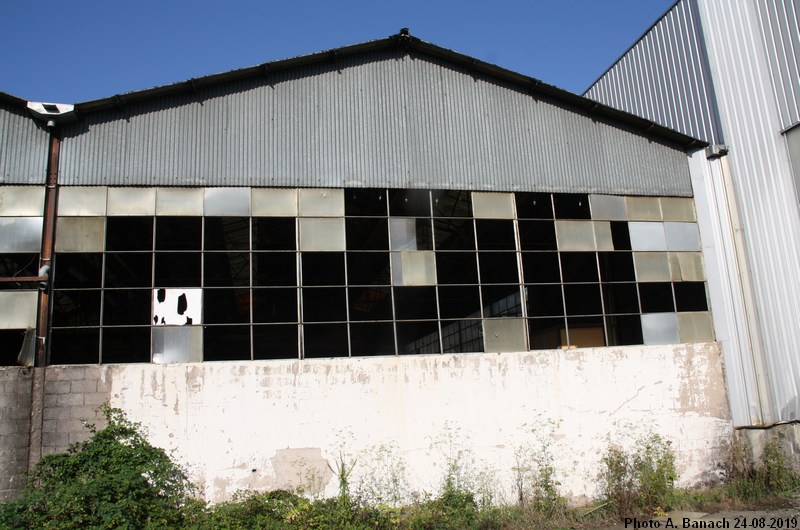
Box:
[1, 0, 675, 103]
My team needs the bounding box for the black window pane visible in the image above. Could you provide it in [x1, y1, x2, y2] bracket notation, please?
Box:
[346, 218, 389, 250]
[563, 284, 602, 315]
[518, 220, 557, 250]
[204, 217, 250, 251]
[639, 283, 675, 313]
[105, 252, 152, 288]
[103, 290, 152, 325]
[350, 322, 395, 356]
[529, 318, 566, 350]
[482, 285, 523, 317]
[674, 282, 708, 312]
[567, 316, 606, 347]
[253, 325, 299, 359]
[54, 253, 102, 288]
[603, 283, 640, 314]
[348, 286, 393, 321]
[432, 190, 472, 217]
[204, 252, 250, 287]
[345, 189, 387, 216]
[606, 315, 644, 346]
[106, 217, 153, 251]
[436, 253, 478, 284]
[521, 252, 561, 284]
[204, 288, 250, 324]
[302, 253, 345, 286]
[553, 193, 591, 219]
[304, 323, 349, 358]
[253, 253, 296, 287]
[52, 290, 101, 326]
[102, 327, 150, 363]
[389, 189, 430, 217]
[154, 252, 201, 287]
[50, 328, 99, 364]
[515, 193, 553, 219]
[0, 253, 40, 289]
[475, 220, 516, 250]
[527, 284, 564, 317]
[478, 252, 519, 284]
[438, 286, 481, 319]
[441, 319, 483, 353]
[610, 222, 632, 251]
[253, 218, 296, 250]
[155, 217, 201, 250]
[347, 253, 390, 286]
[433, 219, 475, 250]
[560, 253, 599, 283]
[204, 325, 250, 361]
[393, 287, 438, 320]
[253, 288, 297, 323]
[598, 252, 635, 282]
[0, 329, 26, 366]
[396, 321, 440, 355]
[302, 288, 347, 322]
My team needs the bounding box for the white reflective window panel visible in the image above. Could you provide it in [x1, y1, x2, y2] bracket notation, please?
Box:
[589, 195, 627, 220]
[298, 218, 345, 251]
[634, 252, 671, 282]
[390, 218, 419, 251]
[204, 188, 251, 216]
[0, 217, 43, 252]
[483, 318, 527, 352]
[678, 312, 715, 343]
[390, 251, 437, 286]
[660, 198, 696, 222]
[58, 187, 107, 216]
[0, 186, 45, 216]
[673, 252, 706, 281]
[298, 189, 344, 217]
[641, 313, 680, 345]
[472, 192, 515, 219]
[107, 187, 156, 216]
[0, 291, 38, 329]
[252, 188, 298, 217]
[152, 326, 203, 363]
[626, 197, 662, 221]
[594, 222, 614, 251]
[153, 288, 202, 325]
[628, 222, 667, 251]
[156, 188, 203, 216]
[665, 222, 701, 251]
[556, 221, 595, 251]
[54, 217, 105, 252]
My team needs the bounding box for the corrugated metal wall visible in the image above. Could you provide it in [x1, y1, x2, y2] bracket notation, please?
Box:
[0, 102, 49, 184]
[755, 0, 800, 130]
[584, 0, 723, 145]
[59, 50, 692, 196]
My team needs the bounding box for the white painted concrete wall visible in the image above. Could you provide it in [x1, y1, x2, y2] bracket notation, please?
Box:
[93, 342, 732, 504]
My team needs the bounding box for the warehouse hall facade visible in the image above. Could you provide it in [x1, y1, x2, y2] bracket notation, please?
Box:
[0, 31, 732, 503]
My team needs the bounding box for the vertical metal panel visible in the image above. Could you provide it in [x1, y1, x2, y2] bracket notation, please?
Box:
[59, 50, 692, 196]
[0, 103, 49, 184]
[755, 0, 800, 129]
[585, 0, 724, 145]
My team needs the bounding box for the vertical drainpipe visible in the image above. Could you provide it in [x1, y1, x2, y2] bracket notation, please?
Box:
[37, 127, 60, 366]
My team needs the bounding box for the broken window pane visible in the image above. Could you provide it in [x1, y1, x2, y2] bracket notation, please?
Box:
[528, 318, 566, 350]
[518, 220, 557, 250]
[204, 288, 251, 324]
[396, 321, 440, 354]
[0, 253, 39, 289]
[674, 282, 708, 312]
[253, 324, 299, 359]
[106, 217, 153, 251]
[390, 218, 433, 251]
[101, 327, 151, 363]
[563, 284, 602, 315]
[204, 217, 250, 251]
[346, 218, 389, 250]
[441, 319, 483, 353]
[347, 252, 390, 285]
[436, 252, 478, 284]
[204, 252, 250, 287]
[52, 290, 101, 326]
[389, 189, 430, 217]
[639, 282, 675, 313]
[49, 328, 99, 364]
[566, 316, 606, 347]
[152, 288, 202, 325]
[302, 287, 347, 322]
[348, 286, 393, 321]
[432, 190, 472, 217]
[433, 219, 475, 250]
[252, 288, 297, 323]
[478, 252, 519, 284]
[438, 286, 481, 319]
[515, 192, 553, 219]
[302, 252, 345, 286]
[54, 253, 102, 288]
[104, 253, 152, 288]
[204, 325, 250, 361]
[602, 283, 640, 314]
[527, 284, 564, 317]
[482, 285, 523, 317]
[350, 322, 395, 356]
[475, 220, 516, 250]
[393, 286, 437, 320]
[252, 253, 297, 287]
[606, 315, 644, 346]
[155, 217, 201, 250]
[153, 252, 201, 287]
[252, 217, 296, 250]
[553, 193, 591, 219]
[560, 253, 599, 283]
[610, 221, 632, 250]
[345, 189, 387, 216]
[303, 323, 349, 358]
[598, 252, 635, 282]
[521, 252, 561, 284]
[103, 290, 152, 325]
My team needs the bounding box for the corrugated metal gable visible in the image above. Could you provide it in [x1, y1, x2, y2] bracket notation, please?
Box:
[0, 102, 49, 184]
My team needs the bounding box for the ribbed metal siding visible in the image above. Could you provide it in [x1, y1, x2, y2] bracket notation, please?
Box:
[0, 103, 49, 184]
[755, 0, 800, 130]
[60, 50, 692, 196]
[698, 0, 800, 422]
[585, 0, 723, 145]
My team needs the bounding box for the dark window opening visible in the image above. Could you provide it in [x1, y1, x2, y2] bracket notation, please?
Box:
[204, 252, 250, 287]
[350, 322, 395, 356]
[475, 220, 516, 250]
[103, 290, 151, 325]
[553, 193, 591, 219]
[253, 324, 299, 359]
[560, 252, 599, 283]
[0, 253, 40, 289]
[303, 323, 349, 358]
[52, 290, 101, 327]
[639, 283, 675, 313]
[302, 288, 347, 322]
[348, 286, 393, 321]
[345, 189, 388, 216]
[102, 327, 150, 363]
[432, 190, 472, 218]
[438, 286, 481, 319]
[204, 217, 250, 251]
[436, 252, 478, 284]
[518, 220, 557, 250]
[347, 252, 390, 286]
[396, 321, 440, 354]
[521, 252, 561, 283]
[253, 288, 297, 323]
[515, 192, 553, 219]
[302, 252, 345, 286]
[205, 288, 250, 324]
[567, 316, 606, 347]
[252, 217, 296, 250]
[389, 189, 430, 217]
[253, 253, 296, 287]
[563, 284, 602, 315]
[346, 218, 389, 250]
[598, 252, 635, 282]
[394, 286, 438, 320]
[106, 217, 153, 251]
[602, 283, 640, 314]
[482, 285, 523, 317]
[204, 325, 251, 361]
[433, 219, 475, 250]
[528, 318, 565, 350]
[49, 328, 99, 364]
[154, 252, 201, 287]
[104, 253, 152, 288]
[478, 252, 519, 284]
[527, 284, 564, 317]
[610, 222, 632, 251]
[54, 253, 102, 288]
[674, 282, 708, 312]
[606, 315, 644, 346]
[155, 217, 201, 250]
[0, 329, 26, 366]
[441, 319, 483, 353]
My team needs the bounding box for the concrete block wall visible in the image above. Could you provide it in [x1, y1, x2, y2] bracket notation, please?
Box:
[0, 367, 32, 502]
